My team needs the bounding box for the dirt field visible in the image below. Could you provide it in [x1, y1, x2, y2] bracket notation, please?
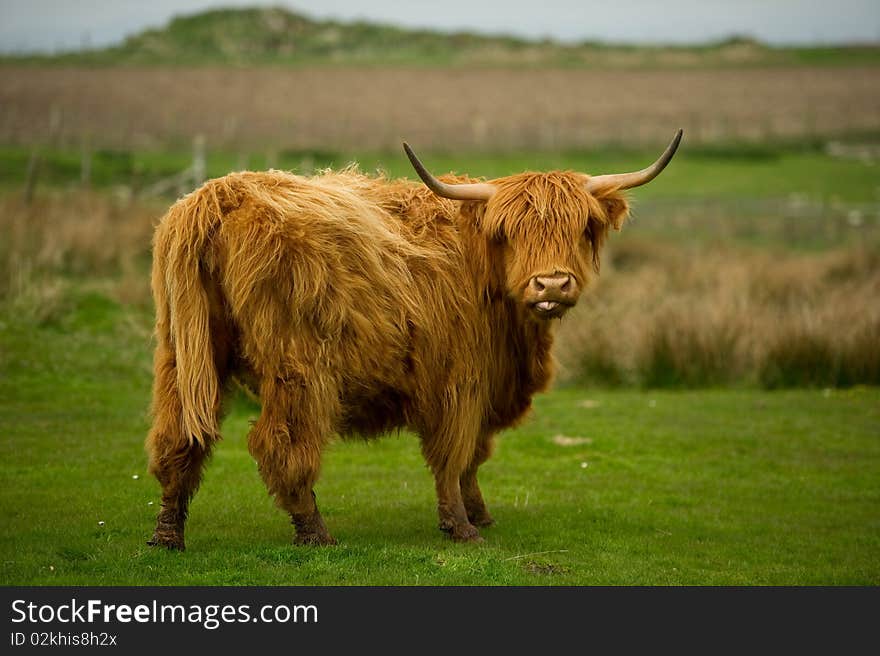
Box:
[2, 66, 879, 151]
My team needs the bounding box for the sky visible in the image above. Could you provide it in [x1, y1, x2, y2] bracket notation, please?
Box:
[1, 0, 879, 53]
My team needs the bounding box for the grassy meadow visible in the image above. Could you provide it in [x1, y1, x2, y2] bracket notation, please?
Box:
[1, 293, 878, 585]
[1, 142, 878, 585]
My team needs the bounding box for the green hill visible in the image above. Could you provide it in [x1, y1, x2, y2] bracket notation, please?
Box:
[104, 7, 538, 66]
[4, 6, 880, 68]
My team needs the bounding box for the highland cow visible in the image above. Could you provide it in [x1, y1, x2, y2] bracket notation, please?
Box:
[146, 131, 682, 548]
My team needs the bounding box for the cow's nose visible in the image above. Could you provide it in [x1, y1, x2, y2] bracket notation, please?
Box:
[526, 274, 579, 318]
[532, 274, 573, 296]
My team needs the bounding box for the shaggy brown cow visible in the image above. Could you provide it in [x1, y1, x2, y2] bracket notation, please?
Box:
[146, 130, 682, 548]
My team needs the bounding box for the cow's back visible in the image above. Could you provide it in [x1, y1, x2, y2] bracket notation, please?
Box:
[187, 170, 482, 435]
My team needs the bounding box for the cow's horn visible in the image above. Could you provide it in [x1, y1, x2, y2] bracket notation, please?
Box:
[403, 142, 496, 201]
[584, 129, 683, 193]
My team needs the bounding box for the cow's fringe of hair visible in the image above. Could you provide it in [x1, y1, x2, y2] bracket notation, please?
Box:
[480, 172, 628, 291]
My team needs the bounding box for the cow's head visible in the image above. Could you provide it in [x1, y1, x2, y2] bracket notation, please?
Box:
[405, 130, 681, 321]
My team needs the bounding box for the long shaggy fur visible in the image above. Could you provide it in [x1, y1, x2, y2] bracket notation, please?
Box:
[145, 166, 629, 548]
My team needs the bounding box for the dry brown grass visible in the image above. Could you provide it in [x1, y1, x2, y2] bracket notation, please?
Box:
[2, 66, 879, 151]
[555, 241, 880, 387]
[0, 191, 160, 319]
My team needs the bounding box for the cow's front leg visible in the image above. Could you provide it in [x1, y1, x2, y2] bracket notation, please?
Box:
[460, 474, 493, 527]
[460, 433, 495, 527]
[459, 452, 495, 526]
[435, 471, 483, 543]
[421, 405, 484, 543]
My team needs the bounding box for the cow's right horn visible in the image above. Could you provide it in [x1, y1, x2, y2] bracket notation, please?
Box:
[584, 129, 683, 193]
[403, 142, 496, 201]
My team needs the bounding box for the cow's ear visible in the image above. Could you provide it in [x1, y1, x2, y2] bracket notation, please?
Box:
[600, 193, 630, 231]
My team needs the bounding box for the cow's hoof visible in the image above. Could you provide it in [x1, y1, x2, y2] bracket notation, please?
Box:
[469, 513, 495, 528]
[294, 532, 337, 546]
[451, 524, 484, 543]
[147, 533, 185, 551]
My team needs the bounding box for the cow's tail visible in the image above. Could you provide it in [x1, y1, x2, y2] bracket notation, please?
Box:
[151, 182, 225, 447]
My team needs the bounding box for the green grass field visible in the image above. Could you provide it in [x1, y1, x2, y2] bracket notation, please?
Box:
[1, 288, 877, 585]
[4, 141, 879, 203]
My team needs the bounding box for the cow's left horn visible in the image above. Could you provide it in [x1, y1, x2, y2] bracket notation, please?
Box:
[584, 129, 683, 193]
[403, 142, 496, 201]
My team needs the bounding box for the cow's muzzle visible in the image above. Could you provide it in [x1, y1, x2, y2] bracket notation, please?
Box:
[524, 274, 579, 319]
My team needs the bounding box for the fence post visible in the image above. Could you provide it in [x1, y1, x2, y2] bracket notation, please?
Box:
[48, 104, 63, 146]
[236, 151, 249, 172]
[23, 148, 41, 204]
[80, 137, 92, 188]
[192, 134, 206, 186]
[266, 148, 278, 170]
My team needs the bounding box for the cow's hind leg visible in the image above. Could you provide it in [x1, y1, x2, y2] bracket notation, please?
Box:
[145, 344, 219, 551]
[248, 375, 336, 546]
[461, 434, 495, 528]
[146, 439, 211, 551]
